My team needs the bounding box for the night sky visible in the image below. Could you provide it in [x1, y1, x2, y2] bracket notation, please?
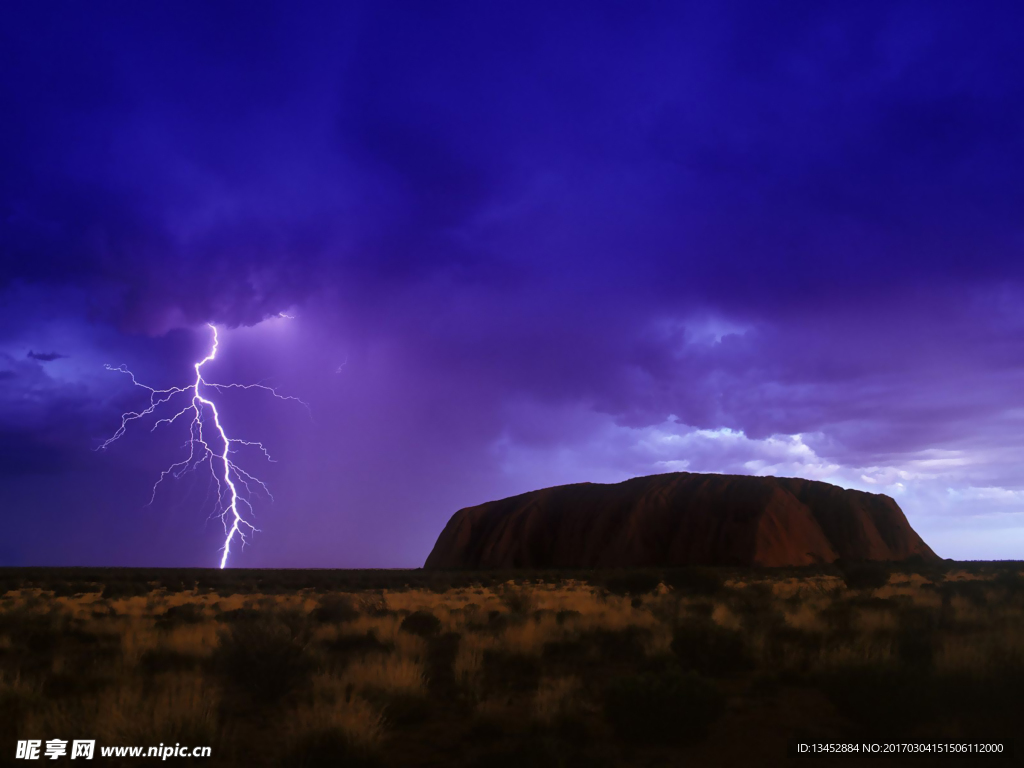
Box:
[3, 2, 1024, 567]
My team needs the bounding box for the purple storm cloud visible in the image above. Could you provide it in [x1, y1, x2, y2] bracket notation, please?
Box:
[2, 2, 1024, 565]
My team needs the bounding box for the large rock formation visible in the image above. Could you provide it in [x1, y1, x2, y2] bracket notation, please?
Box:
[424, 472, 938, 569]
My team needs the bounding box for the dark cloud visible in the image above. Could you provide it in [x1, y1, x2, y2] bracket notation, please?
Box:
[2, 1, 1024, 564]
[27, 351, 67, 362]
[4, 3, 1024, 328]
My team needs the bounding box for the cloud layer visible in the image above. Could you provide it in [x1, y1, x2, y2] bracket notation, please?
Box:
[2, 2, 1024, 564]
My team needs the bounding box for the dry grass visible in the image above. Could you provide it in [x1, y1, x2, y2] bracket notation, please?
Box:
[784, 602, 827, 632]
[643, 624, 674, 656]
[711, 602, 742, 630]
[815, 636, 895, 669]
[854, 607, 899, 633]
[770, 575, 844, 598]
[120, 621, 160, 663]
[532, 675, 582, 724]
[499, 617, 558, 656]
[286, 696, 385, 752]
[350, 613, 403, 641]
[4, 566, 1024, 766]
[341, 653, 427, 697]
[162, 623, 220, 657]
[936, 626, 1024, 674]
[453, 632, 494, 692]
[875, 581, 943, 606]
[24, 672, 217, 745]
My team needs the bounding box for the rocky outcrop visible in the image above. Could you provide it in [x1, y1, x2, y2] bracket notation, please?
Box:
[424, 472, 937, 569]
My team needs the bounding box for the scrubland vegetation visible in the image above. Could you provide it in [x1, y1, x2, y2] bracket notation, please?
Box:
[1, 562, 1022, 766]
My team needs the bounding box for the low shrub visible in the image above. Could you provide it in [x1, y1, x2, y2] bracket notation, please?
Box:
[583, 626, 652, 664]
[324, 630, 393, 659]
[820, 600, 856, 635]
[663, 567, 724, 596]
[216, 607, 264, 624]
[684, 601, 715, 619]
[155, 603, 205, 628]
[485, 611, 509, 633]
[101, 581, 151, 599]
[310, 595, 360, 625]
[358, 594, 391, 617]
[400, 610, 441, 638]
[840, 563, 892, 591]
[604, 572, 661, 597]
[482, 650, 542, 693]
[156, 576, 196, 593]
[212, 619, 313, 705]
[994, 569, 1024, 597]
[731, 589, 785, 632]
[425, 631, 461, 696]
[50, 581, 99, 598]
[762, 625, 823, 672]
[939, 580, 988, 608]
[499, 586, 536, 616]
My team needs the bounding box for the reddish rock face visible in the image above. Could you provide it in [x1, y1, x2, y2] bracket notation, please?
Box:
[424, 472, 938, 569]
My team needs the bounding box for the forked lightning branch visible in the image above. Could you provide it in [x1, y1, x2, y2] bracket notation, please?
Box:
[97, 324, 306, 568]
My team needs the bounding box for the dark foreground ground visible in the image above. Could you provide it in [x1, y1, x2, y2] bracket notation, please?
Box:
[1, 561, 1022, 767]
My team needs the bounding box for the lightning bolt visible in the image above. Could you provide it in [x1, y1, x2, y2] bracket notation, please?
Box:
[98, 324, 307, 568]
